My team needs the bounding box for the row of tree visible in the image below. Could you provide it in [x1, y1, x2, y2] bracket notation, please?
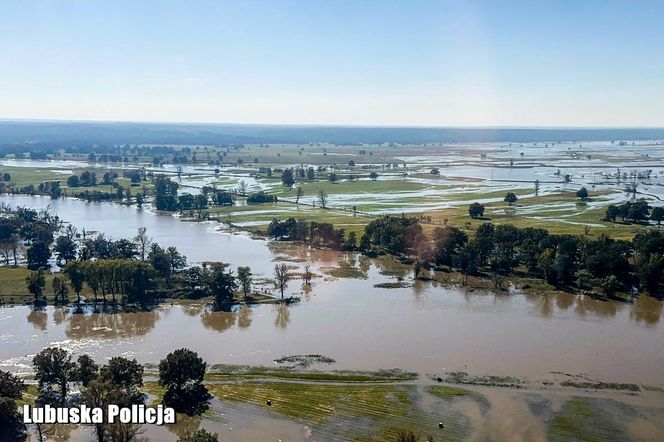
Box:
[266, 218, 356, 250]
[358, 214, 664, 296]
[0, 347, 217, 441]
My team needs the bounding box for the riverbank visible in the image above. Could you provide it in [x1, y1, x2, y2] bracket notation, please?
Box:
[15, 362, 664, 441]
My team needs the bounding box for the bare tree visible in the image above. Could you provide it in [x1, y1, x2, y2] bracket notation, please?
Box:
[295, 187, 304, 204]
[302, 263, 312, 285]
[133, 227, 152, 261]
[0, 240, 11, 266]
[238, 180, 248, 196]
[274, 263, 290, 300]
[317, 189, 328, 209]
[9, 233, 20, 266]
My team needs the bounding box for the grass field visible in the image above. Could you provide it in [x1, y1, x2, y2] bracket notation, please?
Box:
[3, 143, 662, 242]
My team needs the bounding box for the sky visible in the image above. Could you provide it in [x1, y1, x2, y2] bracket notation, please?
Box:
[1, 0, 663, 127]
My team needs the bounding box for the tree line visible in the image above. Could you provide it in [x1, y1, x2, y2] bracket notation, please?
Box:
[267, 213, 664, 298]
[0, 347, 218, 442]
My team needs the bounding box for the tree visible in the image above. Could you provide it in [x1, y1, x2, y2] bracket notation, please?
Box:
[238, 180, 248, 196]
[133, 227, 151, 261]
[504, 192, 518, 206]
[0, 396, 26, 441]
[328, 172, 338, 183]
[33, 347, 78, 406]
[26, 269, 46, 304]
[318, 189, 328, 209]
[302, 263, 313, 285]
[274, 263, 290, 300]
[534, 179, 540, 196]
[99, 357, 144, 404]
[651, 206, 664, 225]
[67, 175, 80, 187]
[178, 429, 219, 442]
[295, 187, 304, 204]
[208, 263, 237, 307]
[369, 171, 379, 181]
[601, 275, 620, 297]
[344, 231, 357, 250]
[52, 276, 68, 304]
[605, 205, 619, 222]
[63, 260, 85, 303]
[159, 349, 210, 415]
[468, 202, 485, 219]
[281, 169, 295, 187]
[433, 226, 468, 266]
[628, 199, 650, 222]
[576, 187, 589, 201]
[82, 356, 145, 442]
[27, 240, 51, 270]
[166, 246, 187, 277]
[76, 355, 99, 387]
[237, 266, 252, 298]
[54, 235, 77, 265]
[0, 370, 26, 399]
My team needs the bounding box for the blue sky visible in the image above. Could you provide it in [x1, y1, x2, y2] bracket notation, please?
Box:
[1, 0, 663, 126]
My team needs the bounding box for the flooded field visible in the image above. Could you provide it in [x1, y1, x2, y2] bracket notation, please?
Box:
[2, 144, 664, 440]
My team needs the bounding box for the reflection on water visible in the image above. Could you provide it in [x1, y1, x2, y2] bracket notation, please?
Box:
[631, 295, 663, 326]
[0, 192, 662, 384]
[27, 308, 48, 331]
[525, 291, 622, 319]
[273, 303, 291, 329]
[66, 308, 160, 339]
[2, 265, 662, 384]
[201, 309, 237, 333]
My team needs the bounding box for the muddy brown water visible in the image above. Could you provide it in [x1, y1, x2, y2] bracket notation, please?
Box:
[2, 264, 664, 385]
[1, 194, 663, 383]
[2, 194, 664, 441]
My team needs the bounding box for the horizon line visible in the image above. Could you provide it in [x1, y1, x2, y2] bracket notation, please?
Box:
[1, 117, 663, 131]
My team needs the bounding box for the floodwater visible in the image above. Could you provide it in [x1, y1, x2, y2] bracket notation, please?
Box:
[2, 187, 664, 440]
[2, 273, 664, 385]
[1, 191, 663, 386]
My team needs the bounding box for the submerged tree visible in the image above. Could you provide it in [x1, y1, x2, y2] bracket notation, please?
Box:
[236, 266, 252, 298]
[317, 189, 328, 209]
[52, 276, 68, 304]
[26, 269, 46, 304]
[274, 263, 290, 300]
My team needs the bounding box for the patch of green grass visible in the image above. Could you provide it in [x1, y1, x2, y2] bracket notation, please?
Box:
[15, 384, 39, 407]
[0, 268, 94, 301]
[326, 261, 367, 279]
[426, 385, 474, 399]
[204, 365, 417, 383]
[208, 381, 414, 425]
[0, 267, 54, 300]
[548, 397, 630, 442]
[272, 178, 429, 197]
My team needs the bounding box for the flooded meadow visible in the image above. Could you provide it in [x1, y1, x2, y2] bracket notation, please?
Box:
[2, 141, 664, 440]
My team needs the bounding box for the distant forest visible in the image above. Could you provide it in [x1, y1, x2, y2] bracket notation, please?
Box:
[1, 120, 663, 146]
